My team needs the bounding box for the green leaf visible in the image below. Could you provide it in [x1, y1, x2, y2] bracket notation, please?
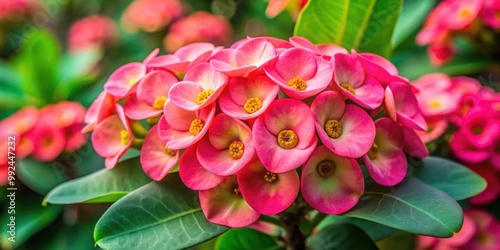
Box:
[43, 158, 151, 205]
[343, 177, 463, 237]
[17, 158, 67, 195]
[411, 156, 487, 200]
[391, 0, 435, 48]
[1, 194, 62, 249]
[294, 0, 402, 58]
[94, 174, 229, 250]
[215, 228, 278, 250]
[318, 215, 400, 242]
[308, 223, 378, 250]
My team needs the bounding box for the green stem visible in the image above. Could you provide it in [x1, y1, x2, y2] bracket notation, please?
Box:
[130, 120, 148, 138]
[131, 138, 144, 149]
[305, 212, 327, 236]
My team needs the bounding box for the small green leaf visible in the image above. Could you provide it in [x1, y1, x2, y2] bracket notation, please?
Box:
[411, 156, 487, 200]
[94, 174, 228, 250]
[343, 177, 463, 237]
[294, 0, 402, 58]
[215, 228, 278, 250]
[308, 223, 378, 250]
[18, 158, 67, 195]
[43, 158, 151, 205]
[318, 215, 400, 241]
[391, 0, 435, 48]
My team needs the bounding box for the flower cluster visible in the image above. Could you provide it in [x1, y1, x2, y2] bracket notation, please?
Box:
[121, 0, 183, 33]
[68, 15, 118, 52]
[417, 0, 500, 66]
[0, 102, 87, 185]
[0, 0, 38, 23]
[86, 36, 428, 227]
[412, 73, 500, 205]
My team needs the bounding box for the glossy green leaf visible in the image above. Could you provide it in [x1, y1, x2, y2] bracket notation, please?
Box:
[318, 215, 400, 241]
[308, 223, 378, 250]
[17, 158, 67, 195]
[343, 177, 463, 237]
[294, 0, 402, 58]
[1, 194, 62, 249]
[391, 0, 435, 47]
[411, 156, 487, 200]
[43, 158, 151, 205]
[215, 228, 278, 250]
[94, 174, 229, 250]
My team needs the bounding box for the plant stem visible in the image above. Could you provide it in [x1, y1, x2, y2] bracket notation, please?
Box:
[279, 202, 307, 250]
[259, 215, 284, 227]
[305, 212, 327, 236]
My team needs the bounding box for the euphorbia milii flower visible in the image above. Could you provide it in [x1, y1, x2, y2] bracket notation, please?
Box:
[92, 105, 133, 169]
[402, 127, 429, 159]
[218, 75, 280, 120]
[462, 209, 500, 250]
[124, 70, 178, 120]
[211, 38, 277, 77]
[199, 176, 260, 227]
[140, 125, 179, 181]
[179, 144, 224, 190]
[450, 131, 490, 164]
[310, 91, 375, 158]
[363, 118, 407, 186]
[265, 47, 332, 99]
[384, 81, 427, 131]
[82, 91, 115, 133]
[459, 108, 500, 148]
[158, 100, 216, 150]
[147, 42, 216, 73]
[30, 123, 66, 162]
[168, 62, 229, 111]
[38, 101, 86, 128]
[331, 53, 384, 109]
[468, 164, 500, 205]
[301, 146, 364, 214]
[237, 157, 299, 215]
[417, 212, 477, 250]
[253, 98, 317, 173]
[356, 52, 399, 85]
[104, 62, 147, 98]
[197, 114, 255, 176]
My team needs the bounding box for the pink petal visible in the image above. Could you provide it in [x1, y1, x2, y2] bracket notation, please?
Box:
[449, 132, 490, 164]
[333, 53, 365, 88]
[234, 38, 277, 69]
[124, 95, 163, 120]
[363, 147, 407, 186]
[310, 91, 346, 128]
[340, 75, 384, 109]
[163, 100, 196, 131]
[289, 36, 321, 54]
[91, 115, 126, 157]
[140, 125, 179, 181]
[179, 144, 225, 190]
[137, 70, 178, 104]
[184, 62, 229, 90]
[104, 62, 146, 98]
[274, 48, 317, 80]
[168, 81, 206, 111]
[402, 127, 429, 159]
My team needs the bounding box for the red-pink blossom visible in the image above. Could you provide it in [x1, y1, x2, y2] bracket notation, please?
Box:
[122, 0, 183, 32]
[140, 125, 179, 181]
[179, 144, 224, 191]
[68, 15, 118, 52]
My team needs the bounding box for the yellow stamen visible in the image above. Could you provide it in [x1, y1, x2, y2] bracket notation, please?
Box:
[153, 96, 167, 110]
[164, 145, 177, 156]
[120, 130, 130, 145]
[128, 78, 138, 86]
[429, 100, 442, 108]
[233, 187, 241, 196]
[288, 76, 307, 91]
[459, 8, 471, 18]
[277, 130, 298, 149]
[341, 83, 355, 94]
[243, 97, 263, 114]
[228, 141, 245, 159]
[367, 143, 378, 160]
[189, 118, 205, 136]
[196, 89, 214, 105]
[264, 171, 278, 183]
[324, 119, 342, 139]
[317, 160, 335, 177]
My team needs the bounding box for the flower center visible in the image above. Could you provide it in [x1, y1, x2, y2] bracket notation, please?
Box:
[153, 96, 167, 110]
[367, 143, 379, 160]
[128, 78, 138, 86]
[232, 186, 242, 196]
[341, 83, 355, 94]
[277, 130, 298, 149]
[264, 171, 278, 183]
[196, 89, 214, 105]
[120, 130, 130, 145]
[228, 141, 244, 159]
[459, 8, 471, 18]
[317, 160, 335, 177]
[189, 118, 205, 136]
[164, 145, 176, 156]
[288, 76, 307, 91]
[324, 119, 342, 139]
[243, 97, 262, 114]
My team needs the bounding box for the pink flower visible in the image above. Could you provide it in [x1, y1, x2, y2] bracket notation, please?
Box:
[237, 157, 299, 215]
[179, 144, 224, 190]
[124, 70, 178, 120]
[480, 0, 500, 28]
[310, 90, 375, 158]
[265, 0, 308, 20]
[197, 114, 255, 176]
[402, 126, 429, 159]
[140, 125, 179, 181]
[148, 43, 217, 73]
[468, 164, 500, 205]
[91, 105, 133, 169]
[428, 40, 455, 66]
[158, 100, 216, 150]
[199, 176, 260, 227]
[417, 211, 476, 250]
[384, 81, 427, 131]
[168, 62, 229, 111]
[0, 0, 38, 22]
[301, 146, 364, 214]
[104, 62, 147, 98]
[412, 73, 462, 117]
[211, 38, 277, 77]
[331, 53, 384, 109]
[164, 12, 232, 52]
[450, 131, 490, 164]
[218, 75, 280, 120]
[252, 98, 317, 173]
[68, 15, 118, 52]
[82, 91, 115, 133]
[122, 0, 183, 32]
[363, 118, 407, 186]
[265, 48, 332, 99]
[30, 123, 66, 162]
[459, 108, 500, 148]
[356, 52, 399, 86]
[416, 117, 448, 144]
